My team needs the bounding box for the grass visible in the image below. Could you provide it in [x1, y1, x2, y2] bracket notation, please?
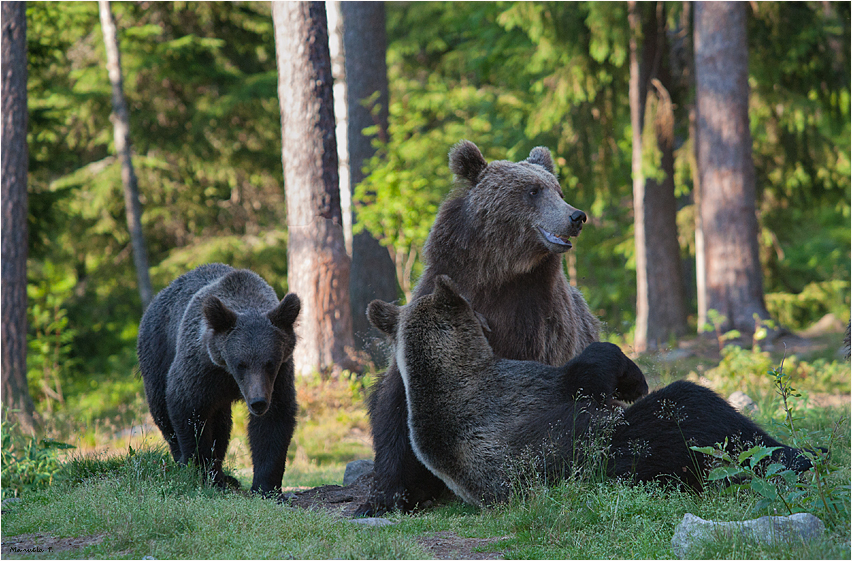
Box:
[2, 331, 850, 559]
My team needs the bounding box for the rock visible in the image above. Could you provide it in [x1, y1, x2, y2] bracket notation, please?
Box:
[343, 459, 374, 486]
[2, 498, 22, 510]
[728, 391, 758, 415]
[800, 313, 845, 337]
[671, 512, 825, 559]
[347, 517, 396, 528]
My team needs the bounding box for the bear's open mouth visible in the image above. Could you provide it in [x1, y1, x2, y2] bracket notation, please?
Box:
[538, 226, 572, 249]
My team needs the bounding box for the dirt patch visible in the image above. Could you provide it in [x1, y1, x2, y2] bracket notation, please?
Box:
[285, 471, 375, 518]
[1, 533, 105, 556]
[417, 531, 507, 560]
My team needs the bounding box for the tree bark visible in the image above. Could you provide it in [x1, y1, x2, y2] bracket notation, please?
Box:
[98, 0, 153, 311]
[694, 1, 771, 335]
[629, 1, 688, 352]
[272, 1, 356, 376]
[2, 0, 37, 434]
[340, 1, 399, 364]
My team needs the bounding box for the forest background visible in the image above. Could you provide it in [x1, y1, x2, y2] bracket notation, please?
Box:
[3, 1, 850, 448]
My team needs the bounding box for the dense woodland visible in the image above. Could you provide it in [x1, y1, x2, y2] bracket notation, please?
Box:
[2, 1, 850, 431]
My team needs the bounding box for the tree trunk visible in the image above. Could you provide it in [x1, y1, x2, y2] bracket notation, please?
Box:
[682, 2, 708, 332]
[629, 1, 688, 352]
[98, 0, 153, 311]
[2, 0, 37, 434]
[694, 1, 770, 336]
[272, 1, 356, 376]
[340, 1, 399, 365]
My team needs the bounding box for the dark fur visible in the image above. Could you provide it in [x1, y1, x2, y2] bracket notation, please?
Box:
[137, 263, 300, 496]
[608, 380, 812, 489]
[367, 275, 644, 505]
[359, 141, 601, 515]
[370, 276, 812, 506]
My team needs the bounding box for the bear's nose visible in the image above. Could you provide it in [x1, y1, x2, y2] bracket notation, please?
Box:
[570, 210, 587, 224]
[248, 398, 269, 416]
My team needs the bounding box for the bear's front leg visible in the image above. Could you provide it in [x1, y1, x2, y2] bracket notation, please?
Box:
[247, 373, 297, 497]
[169, 397, 233, 487]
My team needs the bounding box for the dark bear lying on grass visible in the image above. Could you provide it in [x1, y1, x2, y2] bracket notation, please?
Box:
[137, 263, 300, 497]
[367, 275, 813, 506]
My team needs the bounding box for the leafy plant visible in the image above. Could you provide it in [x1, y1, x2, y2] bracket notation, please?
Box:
[1, 418, 75, 499]
[692, 356, 851, 525]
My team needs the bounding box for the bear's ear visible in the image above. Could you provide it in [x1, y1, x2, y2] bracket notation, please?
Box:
[433, 274, 466, 307]
[268, 293, 300, 330]
[526, 146, 555, 175]
[203, 296, 238, 334]
[449, 140, 487, 185]
[367, 300, 400, 337]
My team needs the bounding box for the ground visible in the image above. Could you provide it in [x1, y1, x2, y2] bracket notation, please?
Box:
[1, 475, 507, 560]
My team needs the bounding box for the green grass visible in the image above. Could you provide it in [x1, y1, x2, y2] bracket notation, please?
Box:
[3, 342, 850, 559]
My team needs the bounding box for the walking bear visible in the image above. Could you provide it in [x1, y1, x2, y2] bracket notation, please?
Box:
[367, 275, 645, 506]
[359, 140, 601, 515]
[367, 275, 813, 506]
[137, 263, 300, 496]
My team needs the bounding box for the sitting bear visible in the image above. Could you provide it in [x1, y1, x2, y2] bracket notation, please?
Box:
[367, 275, 813, 506]
[137, 263, 300, 497]
[360, 140, 601, 515]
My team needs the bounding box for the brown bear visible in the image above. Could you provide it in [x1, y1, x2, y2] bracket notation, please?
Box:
[367, 275, 811, 506]
[137, 263, 300, 497]
[357, 140, 601, 515]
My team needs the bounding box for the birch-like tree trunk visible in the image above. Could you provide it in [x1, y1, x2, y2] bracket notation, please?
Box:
[98, 0, 153, 310]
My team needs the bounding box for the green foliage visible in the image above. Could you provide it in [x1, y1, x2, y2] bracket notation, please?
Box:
[766, 280, 852, 330]
[693, 363, 850, 526]
[1, 419, 75, 499]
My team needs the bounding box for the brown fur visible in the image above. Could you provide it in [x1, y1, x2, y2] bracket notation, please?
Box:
[357, 141, 601, 515]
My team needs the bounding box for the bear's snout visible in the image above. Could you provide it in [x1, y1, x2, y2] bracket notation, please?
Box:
[570, 210, 586, 224]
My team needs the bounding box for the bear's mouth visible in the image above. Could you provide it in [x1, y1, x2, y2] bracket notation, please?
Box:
[538, 226, 573, 249]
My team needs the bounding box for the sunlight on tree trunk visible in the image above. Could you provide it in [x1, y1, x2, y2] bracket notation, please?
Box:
[98, 0, 153, 311]
[2, 0, 37, 434]
[272, 1, 357, 376]
[695, 1, 772, 336]
[629, 1, 687, 352]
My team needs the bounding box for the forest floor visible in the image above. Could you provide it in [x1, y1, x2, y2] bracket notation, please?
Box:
[2, 323, 849, 559]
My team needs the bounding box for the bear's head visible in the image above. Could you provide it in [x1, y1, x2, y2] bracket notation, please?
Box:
[203, 293, 300, 416]
[367, 275, 493, 377]
[448, 140, 587, 259]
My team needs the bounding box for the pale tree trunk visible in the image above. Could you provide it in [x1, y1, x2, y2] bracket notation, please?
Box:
[694, 1, 771, 336]
[629, 1, 688, 352]
[340, 1, 399, 364]
[98, 0, 153, 310]
[2, 0, 37, 434]
[682, 2, 708, 332]
[272, 1, 357, 376]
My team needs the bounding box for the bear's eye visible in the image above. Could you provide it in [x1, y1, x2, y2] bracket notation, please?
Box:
[237, 361, 248, 371]
[528, 187, 540, 198]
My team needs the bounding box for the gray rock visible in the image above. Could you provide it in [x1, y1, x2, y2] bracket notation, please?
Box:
[671, 512, 825, 559]
[728, 390, 758, 414]
[347, 517, 396, 528]
[2, 498, 22, 508]
[343, 459, 374, 486]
